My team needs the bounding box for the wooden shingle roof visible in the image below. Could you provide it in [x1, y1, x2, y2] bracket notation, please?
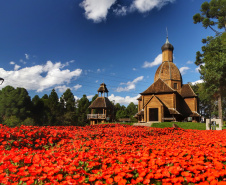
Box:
[141, 78, 175, 95]
[97, 83, 109, 93]
[89, 97, 114, 109]
[180, 84, 197, 98]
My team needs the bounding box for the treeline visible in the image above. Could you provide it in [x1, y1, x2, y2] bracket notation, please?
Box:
[0, 85, 138, 127]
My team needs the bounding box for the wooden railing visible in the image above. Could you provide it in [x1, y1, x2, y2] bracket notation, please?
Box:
[87, 114, 106, 119]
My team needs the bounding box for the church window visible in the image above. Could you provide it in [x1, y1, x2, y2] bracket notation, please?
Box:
[174, 83, 178, 89]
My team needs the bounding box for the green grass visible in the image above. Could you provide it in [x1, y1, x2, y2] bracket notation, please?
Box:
[151, 122, 206, 130]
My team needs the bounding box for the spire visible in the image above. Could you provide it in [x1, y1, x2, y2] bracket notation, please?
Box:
[166, 27, 170, 44]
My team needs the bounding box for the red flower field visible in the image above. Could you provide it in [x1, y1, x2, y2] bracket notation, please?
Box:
[1, 123, 226, 185]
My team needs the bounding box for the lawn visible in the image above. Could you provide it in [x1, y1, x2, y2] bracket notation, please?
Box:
[151, 122, 206, 130]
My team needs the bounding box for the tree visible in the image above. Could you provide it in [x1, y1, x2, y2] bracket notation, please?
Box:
[193, 0, 226, 34]
[32, 95, 45, 125]
[190, 83, 217, 118]
[0, 86, 32, 122]
[48, 89, 60, 125]
[126, 102, 138, 122]
[76, 95, 90, 125]
[195, 35, 226, 123]
[193, 0, 226, 125]
[60, 89, 76, 125]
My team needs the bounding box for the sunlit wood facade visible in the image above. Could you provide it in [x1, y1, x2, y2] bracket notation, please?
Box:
[135, 38, 200, 123]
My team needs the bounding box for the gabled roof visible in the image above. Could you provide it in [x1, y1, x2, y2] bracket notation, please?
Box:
[89, 97, 113, 109]
[141, 78, 175, 95]
[180, 84, 197, 98]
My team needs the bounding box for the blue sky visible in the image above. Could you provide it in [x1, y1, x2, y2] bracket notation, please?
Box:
[0, 0, 214, 105]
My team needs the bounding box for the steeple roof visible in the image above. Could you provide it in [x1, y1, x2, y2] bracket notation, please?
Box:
[97, 83, 109, 93]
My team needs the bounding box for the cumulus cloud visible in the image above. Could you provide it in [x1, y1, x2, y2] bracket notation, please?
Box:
[0, 61, 82, 92]
[131, 0, 175, 13]
[55, 85, 70, 93]
[108, 94, 139, 105]
[14, 64, 21, 71]
[80, 0, 175, 22]
[74, 84, 82, 91]
[80, 0, 117, 23]
[10, 61, 15, 65]
[179, 67, 190, 75]
[87, 95, 94, 99]
[116, 76, 144, 92]
[142, 54, 162, 68]
[190, 79, 204, 85]
[132, 68, 137, 71]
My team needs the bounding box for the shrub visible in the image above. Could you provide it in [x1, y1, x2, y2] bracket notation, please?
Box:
[3, 116, 21, 127]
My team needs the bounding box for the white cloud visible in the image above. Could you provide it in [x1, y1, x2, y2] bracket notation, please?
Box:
[80, 0, 117, 23]
[74, 84, 82, 91]
[80, 0, 175, 23]
[132, 68, 137, 71]
[97, 68, 101, 72]
[131, 0, 175, 13]
[10, 61, 15, 65]
[179, 67, 190, 75]
[87, 95, 94, 99]
[96, 80, 98, 83]
[55, 85, 70, 93]
[108, 94, 139, 105]
[14, 64, 21, 71]
[142, 54, 162, 68]
[25, 54, 29, 60]
[190, 79, 204, 85]
[186, 60, 193, 64]
[74, 96, 80, 101]
[113, 5, 128, 16]
[116, 76, 144, 92]
[0, 61, 82, 92]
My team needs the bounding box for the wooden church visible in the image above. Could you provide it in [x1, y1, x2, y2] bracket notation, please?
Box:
[135, 37, 200, 123]
[87, 83, 114, 125]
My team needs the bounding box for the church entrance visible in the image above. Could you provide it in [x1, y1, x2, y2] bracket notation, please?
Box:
[149, 108, 158, 121]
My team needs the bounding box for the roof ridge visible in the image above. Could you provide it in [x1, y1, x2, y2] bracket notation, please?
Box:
[187, 84, 197, 96]
[159, 78, 175, 91]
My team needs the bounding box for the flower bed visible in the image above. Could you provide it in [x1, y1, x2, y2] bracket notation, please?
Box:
[1, 123, 226, 185]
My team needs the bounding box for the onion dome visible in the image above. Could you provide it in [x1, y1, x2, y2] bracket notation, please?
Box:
[161, 37, 174, 51]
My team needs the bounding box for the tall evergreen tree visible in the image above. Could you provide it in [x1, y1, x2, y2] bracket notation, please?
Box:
[193, 0, 226, 125]
[32, 95, 45, 125]
[48, 89, 60, 125]
[60, 89, 76, 125]
[76, 94, 89, 125]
